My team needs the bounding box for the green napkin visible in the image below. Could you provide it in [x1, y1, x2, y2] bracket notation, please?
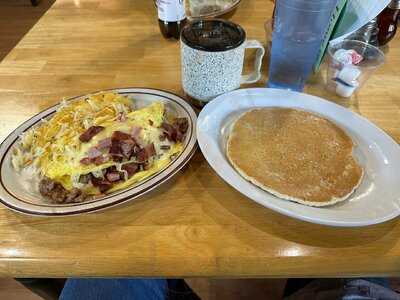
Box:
[313, 0, 349, 72]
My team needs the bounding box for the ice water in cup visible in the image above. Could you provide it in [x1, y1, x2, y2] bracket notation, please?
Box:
[267, 0, 338, 91]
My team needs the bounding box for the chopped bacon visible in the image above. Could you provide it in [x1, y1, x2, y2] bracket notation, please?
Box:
[148, 119, 153, 126]
[93, 155, 109, 165]
[160, 145, 170, 150]
[79, 126, 104, 143]
[80, 157, 91, 165]
[121, 163, 138, 177]
[112, 131, 132, 141]
[106, 171, 121, 182]
[131, 126, 142, 144]
[97, 138, 112, 150]
[87, 147, 102, 159]
[144, 143, 156, 157]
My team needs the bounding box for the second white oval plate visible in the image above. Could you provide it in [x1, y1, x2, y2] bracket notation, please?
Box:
[197, 88, 400, 227]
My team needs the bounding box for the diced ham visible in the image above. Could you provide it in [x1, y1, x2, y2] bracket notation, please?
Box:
[131, 126, 142, 145]
[121, 162, 138, 177]
[160, 118, 188, 143]
[79, 126, 104, 143]
[109, 140, 122, 156]
[135, 148, 148, 163]
[131, 126, 142, 139]
[161, 122, 177, 142]
[174, 118, 189, 134]
[112, 131, 132, 141]
[87, 147, 102, 159]
[80, 153, 108, 166]
[120, 139, 135, 159]
[112, 156, 123, 163]
[97, 138, 112, 150]
[106, 171, 121, 182]
[133, 145, 141, 154]
[144, 143, 156, 157]
[133, 143, 155, 163]
[110, 131, 136, 159]
[90, 177, 112, 193]
[161, 122, 174, 132]
[93, 155, 109, 165]
[176, 130, 184, 142]
[80, 157, 91, 165]
[98, 183, 112, 193]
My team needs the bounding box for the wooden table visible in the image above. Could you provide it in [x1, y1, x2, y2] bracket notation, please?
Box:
[0, 0, 399, 278]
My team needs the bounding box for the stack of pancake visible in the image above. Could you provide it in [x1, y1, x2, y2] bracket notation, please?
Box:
[226, 108, 363, 207]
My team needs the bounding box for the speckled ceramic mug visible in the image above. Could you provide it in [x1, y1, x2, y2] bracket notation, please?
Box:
[181, 19, 265, 104]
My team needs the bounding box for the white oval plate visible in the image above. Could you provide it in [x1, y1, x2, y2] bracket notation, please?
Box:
[197, 88, 400, 227]
[0, 88, 197, 216]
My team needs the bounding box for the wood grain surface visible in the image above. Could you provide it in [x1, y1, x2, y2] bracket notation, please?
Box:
[0, 0, 399, 278]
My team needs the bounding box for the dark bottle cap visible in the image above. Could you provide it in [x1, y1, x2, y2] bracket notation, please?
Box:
[181, 19, 246, 52]
[389, 0, 400, 9]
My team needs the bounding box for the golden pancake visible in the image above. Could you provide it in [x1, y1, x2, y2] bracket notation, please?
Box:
[226, 108, 363, 206]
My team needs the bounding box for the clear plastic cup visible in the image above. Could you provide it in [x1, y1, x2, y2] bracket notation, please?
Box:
[267, 0, 338, 91]
[326, 40, 385, 98]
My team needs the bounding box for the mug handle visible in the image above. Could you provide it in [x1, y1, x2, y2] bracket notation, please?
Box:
[240, 40, 265, 84]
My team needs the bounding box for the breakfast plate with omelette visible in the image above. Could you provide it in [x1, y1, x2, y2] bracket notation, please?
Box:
[0, 88, 197, 215]
[197, 88, 400, 227]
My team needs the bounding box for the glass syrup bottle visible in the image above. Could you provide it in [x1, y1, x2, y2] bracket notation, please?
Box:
[157, 0, 187, 39]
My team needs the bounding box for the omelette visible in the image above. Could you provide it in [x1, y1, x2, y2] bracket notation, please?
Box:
[226, 108, 363, 207]
[11, 92, 188, 204]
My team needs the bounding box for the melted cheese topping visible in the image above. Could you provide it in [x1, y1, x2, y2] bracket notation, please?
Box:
[12, 92, 184, 195]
